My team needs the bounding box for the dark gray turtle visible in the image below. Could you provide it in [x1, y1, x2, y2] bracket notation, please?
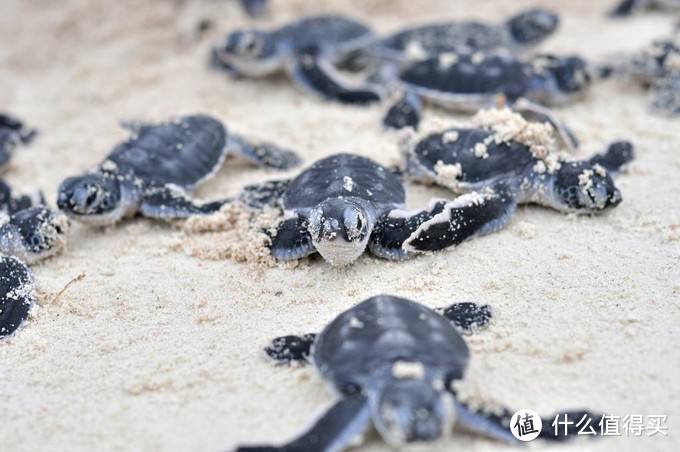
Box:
[0, 256, 34, 338]
[211, 15, 380, 104]
[0, 206, 70, 338]
[57, 114, 300, 226]
[0, 113, 37, 171]
[375, 8, 559, 64]
[403, 111, 633, 233]
[239, 153, 513, 266]
[236, 295, 598, 451]
[381, 51, 593, 150]
[609, 0, 680, 16]
[615, 35, 680, 116]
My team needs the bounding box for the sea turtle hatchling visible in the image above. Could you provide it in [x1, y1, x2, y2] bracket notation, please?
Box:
[381, 51, 594, 150]
[239, 153, 513, 266]
[0, 206, 70, 338]
[235, 295, 598, 451]
[402, 108, 633, 231]
[374, 7, 559, 64]
[614, 34, 680, 116]
[211, 15, 381, 104]
[57, 114, 301, 226]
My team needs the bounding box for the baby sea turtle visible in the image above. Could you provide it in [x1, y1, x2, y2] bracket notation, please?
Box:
[236, 295, 597, 451]
[0, 113, 37, 170]
[0, 206, 70, 338]
[240, 153, 512, 266]
[382, 51, 593, 146]
[375, 8, 559, 63]
[211, 15, 380, 104]
[57, 114, 300, 226]
[609, 0, 680, 16]
[403, 109, 633, 227]
[618, 34, 680, 115]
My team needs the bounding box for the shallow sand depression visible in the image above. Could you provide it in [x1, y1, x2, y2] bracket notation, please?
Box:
[1, 0, 679, 451]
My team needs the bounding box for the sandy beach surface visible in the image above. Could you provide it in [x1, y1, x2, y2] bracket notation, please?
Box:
[1, 0, 679, 451]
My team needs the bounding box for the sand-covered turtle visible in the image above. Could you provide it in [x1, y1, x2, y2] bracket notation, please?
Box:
[613, 34, 679, 116]
[375, 8, 559, 64]
[403, 108, 633, 230]
[0, 113, 37, 171]
[57, 114, 301, 226]
[381, 51, 593, 146]
[0, 206, 70, 338]
[608, 0, 680, 16]
[236, 295, 597, 451]
[239, 153, 512, 266]
[211, 15, 380, 104]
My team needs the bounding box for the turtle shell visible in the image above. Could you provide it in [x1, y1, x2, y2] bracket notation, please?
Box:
[0, 256, 34, 337]
[108, 115, 226, 189]
[413, 128, 536, 184]
[312, 295, 469, 394]
[279, 15, 373, 54]
[400, 53, 531, 101]
[283, 153, 404, 211]
[382, 22, 506, 57]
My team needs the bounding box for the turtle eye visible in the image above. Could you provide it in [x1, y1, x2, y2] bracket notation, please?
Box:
[239, 34, 263, 56]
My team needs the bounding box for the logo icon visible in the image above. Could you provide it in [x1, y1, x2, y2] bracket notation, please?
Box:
[510, 409, 543, 441]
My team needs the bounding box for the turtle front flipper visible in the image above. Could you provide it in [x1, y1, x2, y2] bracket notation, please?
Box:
[437, 302, 493, 334]
[286, 48, 381, 105]
[369, 186, 517, 260]
[588, 141, 635, 174]
[383, 90, 423, 130]
[236, 394, 371, 452]
[139, 184, 230, 219]
[269, 215, 315, 261]
[227, 134, 302, 170]
[0, 256, 35, 338]
[608, 0, 649, 16]
[265, 333, 317, 364]
[453, 401, 518, 444]
[513, 98, 579, 151]
[238, 179, 291, 210]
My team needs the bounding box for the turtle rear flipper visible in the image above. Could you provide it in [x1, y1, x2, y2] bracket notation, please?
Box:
[0, 256, 34, 338]
[140, 184, 230, 219]
[286, 49, 381, 105]
[269, 215, 315, 261]
[383, 91, 422, 130]
[227, 134, 302, 170]
[608, 0, 650, 16]
[265, 333, 317, 364]
[236, 394, 371, 452]
[513, 98, 579, 151]
[437, 302, 493, 334]
[369, 186, 517, 260]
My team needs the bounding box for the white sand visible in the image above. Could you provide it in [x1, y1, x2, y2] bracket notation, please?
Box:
[1, 1, 679, 451]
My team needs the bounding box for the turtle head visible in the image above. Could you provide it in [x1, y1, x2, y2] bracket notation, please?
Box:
[371, 377, 453, 446]
[0, 207, 70, 264]
[529, 55, 592, 105]
[551, 162, 622, 213]
[57, 173, 123, 224]
[507, 8, 559, 46]
[307, 198, 372, 266]
[211, 29, 282, 77]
